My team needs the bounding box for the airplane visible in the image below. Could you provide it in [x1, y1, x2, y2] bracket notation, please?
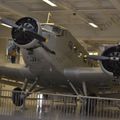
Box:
[0, 17, 119, 106]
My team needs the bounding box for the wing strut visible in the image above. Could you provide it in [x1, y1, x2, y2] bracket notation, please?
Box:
[67, 80, 79, 95]
[12, 77, 39, 107]
[82, 82, 87, 96]
[22, 78, 28, 91]
[25, 77, 38, 97]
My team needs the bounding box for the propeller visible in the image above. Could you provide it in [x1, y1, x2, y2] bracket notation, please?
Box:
[0, 18, 46, 42]
[88, 46, 120, 78]
[0, 17, 55, 55]
[0, 18, 18, 28]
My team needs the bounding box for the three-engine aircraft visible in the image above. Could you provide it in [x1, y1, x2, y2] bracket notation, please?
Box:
[0, 17, 119, 106]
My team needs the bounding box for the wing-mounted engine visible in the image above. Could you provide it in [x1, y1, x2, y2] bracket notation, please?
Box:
[11, 17, 42, 49]
[87, 45, 120, 79]
[101, 46, 120, 78]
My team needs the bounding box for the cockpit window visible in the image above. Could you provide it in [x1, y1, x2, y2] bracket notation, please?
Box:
[52, 26, 64, 36]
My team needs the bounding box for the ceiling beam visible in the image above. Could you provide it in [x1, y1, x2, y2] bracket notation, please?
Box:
[110, 0, 120, 11]
[0, 0, 36, 18]
[76, 9, 117, 13]
[90, 0, 101, 7]
[52, 0, 91, 24]
[80, 37, 120, 41]
[0, 1, 24, 17]
[84, 39, 119, 43]
[31, 9, 117, 14]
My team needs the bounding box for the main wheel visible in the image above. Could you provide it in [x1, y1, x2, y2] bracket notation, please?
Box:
[12, 87, 24, 106]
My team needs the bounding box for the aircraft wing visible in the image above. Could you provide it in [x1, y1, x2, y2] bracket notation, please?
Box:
[0, 63, 34, 86]
[64, 67, 113, 83]
[0, 63, 115, 96]
[64, 67, 114, 95]
[0, 64, 113, 88]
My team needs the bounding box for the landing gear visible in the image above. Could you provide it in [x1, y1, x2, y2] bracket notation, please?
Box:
[12, 87, 24, 106]
[12, 77, 38, 106]
[82, 82, 87, 96]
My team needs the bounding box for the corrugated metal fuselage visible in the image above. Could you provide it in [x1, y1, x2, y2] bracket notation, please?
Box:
[22, 25, 91, 88]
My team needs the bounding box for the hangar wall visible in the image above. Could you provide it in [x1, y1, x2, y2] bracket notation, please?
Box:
[0, 37, 17, 91]
[0, 38, 8, 63]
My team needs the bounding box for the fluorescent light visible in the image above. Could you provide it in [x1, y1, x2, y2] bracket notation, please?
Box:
[1, 23, 12, 28]
[42, 0, 57, 7]
[89, 22, 98, 28]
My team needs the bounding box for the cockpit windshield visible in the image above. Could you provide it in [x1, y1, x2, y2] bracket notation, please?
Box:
[52, 26, 64, 36]
[41, 24, 65, 36]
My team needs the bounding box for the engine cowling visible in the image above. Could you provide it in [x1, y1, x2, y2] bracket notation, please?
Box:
[11, 17, 42, 49]
[100, 46, 120, 77]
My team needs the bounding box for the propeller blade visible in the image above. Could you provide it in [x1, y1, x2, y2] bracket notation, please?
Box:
[87, 55, 110, 61]
[40, 42, 56, 55]
[24, 30, 46, 42]
[87, 55, 120, 61]
[0, 18, 19, 28]
[0, 18, 46, 42]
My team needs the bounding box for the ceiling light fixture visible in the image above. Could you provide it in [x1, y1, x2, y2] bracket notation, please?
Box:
[42, 0, 57, 7]
[89, 22, 98, 28]
[1, 23, 12, 28]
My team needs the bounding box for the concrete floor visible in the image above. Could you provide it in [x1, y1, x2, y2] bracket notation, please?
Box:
[0, 107, 120, 120]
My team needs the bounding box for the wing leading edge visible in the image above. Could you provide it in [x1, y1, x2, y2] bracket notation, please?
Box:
[0, 63, 34, 84]
[64, 67, 113, 83]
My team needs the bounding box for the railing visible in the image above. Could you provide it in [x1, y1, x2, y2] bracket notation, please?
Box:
[80, 96, 120, 120]
[0, 90, 120, 120]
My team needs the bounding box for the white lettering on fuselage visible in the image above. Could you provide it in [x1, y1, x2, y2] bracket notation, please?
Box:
[27, 55, 40, 63]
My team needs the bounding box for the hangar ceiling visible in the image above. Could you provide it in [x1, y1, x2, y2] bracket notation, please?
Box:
[0, 0, 120, 52]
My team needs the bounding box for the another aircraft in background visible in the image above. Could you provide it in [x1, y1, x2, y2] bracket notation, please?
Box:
[0, 17, 119, 106]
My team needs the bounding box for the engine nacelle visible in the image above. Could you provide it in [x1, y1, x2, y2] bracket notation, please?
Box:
[11, 17, 42, 49]
[100, 46, 120, 77]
